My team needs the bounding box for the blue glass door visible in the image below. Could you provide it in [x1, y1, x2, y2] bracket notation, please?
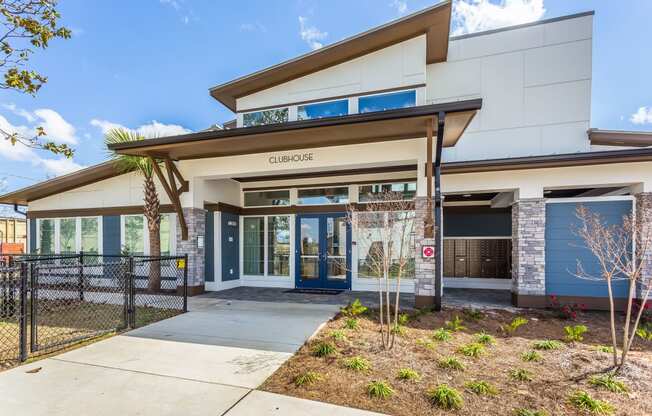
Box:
[295, 213, 351, 289]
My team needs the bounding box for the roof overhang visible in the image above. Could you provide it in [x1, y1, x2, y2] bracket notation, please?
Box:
[588, 129, 652, 147]
[107, 100, 483, 160]
[209, 1, 452, 111]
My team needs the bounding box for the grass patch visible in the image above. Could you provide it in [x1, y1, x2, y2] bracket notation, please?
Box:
[564, 325, 588, 342]
[509, 368, 533, 382]
[532, 339, 563, 350]
[569, 390, 615, 415]
[594, 345, 615, 353]
[329, 329, 347, 341]
[391, 324, 407, 336]
[465, 380, 498, 396]
[444, 315, 466, 332]
[521, 350, 543, 363]
[367, 380, 394, 399]
[432, 328, 452, 341]
[589, 374, 628, 394]
[457, 342, 485, 358]
[341, 356, 371, 372]
[501, 317, 528, 335]
[475, 331, 496, 346]
[294, 370, 323, 387]
[438, 356, 465, 371]
[426, 384, 464, 410]
[514, 409, 549, 416]
[311, 341, 337, 357]
[343, 318, 359, 330]
[416, 338, 436, 350]
[397, 368, 420, 382]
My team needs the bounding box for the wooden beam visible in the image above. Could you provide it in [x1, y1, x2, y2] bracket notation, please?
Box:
[150, 157, 189, 240]
[168, 160, 189, 193]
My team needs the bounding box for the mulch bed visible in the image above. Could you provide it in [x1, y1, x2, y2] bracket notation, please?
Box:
[261, 307, 652, 415]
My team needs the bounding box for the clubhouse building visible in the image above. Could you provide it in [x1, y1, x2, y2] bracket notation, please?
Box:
[2, 2, 651, 309]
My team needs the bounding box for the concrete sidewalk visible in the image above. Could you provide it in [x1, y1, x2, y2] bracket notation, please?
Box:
[0, 297, 383, 415]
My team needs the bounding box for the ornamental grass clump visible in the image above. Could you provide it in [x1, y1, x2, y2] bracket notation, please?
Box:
[569, 390, 615, 415]
[397, 368, 420, 381]
[501, 317, 528, 335]
[344, 318, 359, 330]
[532, 339, 563, 350]
[564, 325, 588, 342]
[432, 328, 452, 341]
[465, 380, 498, 396]
[367, 380, 394, 399]
[457, 342, 485, 358]
[510, 368, 533, 382]
[595, 345, 614, 353]
[427, 384, 464, 410]
[340, 298, 367, 317]
[463, 308, 485, 321]
[445, 315, 466, 332]
[521, 350, 543, 363]
[294, 370, 323, 387]
[330, 329, 347, 341]
[514, 409, 550, 416]
[438, 356, 465, 371]
[312, 341, 337, 357]
[475, 331, 496, 346]
[589, 374, 628, 394]
[341, 356, 371, 372]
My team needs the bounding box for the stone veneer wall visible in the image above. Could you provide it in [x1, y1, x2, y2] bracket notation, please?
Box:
[176, 207, 206, 294]
[414, 197, 438, 307]
[636, 193, 652, 296]
[511, 198, 546, 305]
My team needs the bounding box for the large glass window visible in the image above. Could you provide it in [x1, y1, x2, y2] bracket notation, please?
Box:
[267, 216, 290, 276]
[160, 215, 171, 256]
[243, 108, 289, 127]
[124, 215, 144, 255]
[39, 219, 55, 254]
[244, 190, 290, 207]
[59, 218, 76, 255]
[359, 182, 417, 202]
[81, 218, 99, 254]
[297, 187, 349, 205]
[297, 99, 348, 120]
[358, 90, 416, 113]
[243, 217, 265, 275]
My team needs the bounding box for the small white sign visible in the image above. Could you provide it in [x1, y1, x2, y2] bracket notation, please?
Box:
[422, 245, 435, 258]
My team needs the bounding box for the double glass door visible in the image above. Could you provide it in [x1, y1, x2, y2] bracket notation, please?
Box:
[295, 213, 351, 289]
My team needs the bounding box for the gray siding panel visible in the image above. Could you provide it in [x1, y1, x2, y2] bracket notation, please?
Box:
[204, 211, 214, 282]
[29, 218, 36, 253]
[221, 212, 239, 281]
[102, 215, 121, 255]
[545, 201, 632, 298]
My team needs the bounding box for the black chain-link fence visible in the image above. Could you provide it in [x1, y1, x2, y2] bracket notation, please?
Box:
[0, 254, 187, 369]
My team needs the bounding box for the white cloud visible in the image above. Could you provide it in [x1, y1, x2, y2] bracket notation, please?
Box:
[452, 0, 546, 36]
[2, 103, 35, 123]
[630, 107, 652, 125]
[90, 118, 191, 138]
[390, 0, 408, 15]
[33, 108, 78, 144]
[299, 16, 328, 50]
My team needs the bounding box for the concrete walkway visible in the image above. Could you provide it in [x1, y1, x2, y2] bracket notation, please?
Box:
[0, 296, 383, 415]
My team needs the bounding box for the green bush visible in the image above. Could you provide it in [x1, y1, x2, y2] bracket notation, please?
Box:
[397, 368, 420, 381]
[398, 313, 410, 325]
[344, 318, 359, 330]
[465, 380, 498, 396]
[501, 317, 528, 335]
[341, 356, 371, 372]
[445, 315, 467, 332]
[532, 339, 563, 350]
[391, 324, 407, 336]
[457, 342, 485, 358]
[635, 323, 652, 341]
[595, 345, 614, 353]
[564, 325, 588, 342]
[340, 298, 367, 317]
[463, 308, 485, 321]
[329, 329, 347, 341]
[438, 356, 465, 371]
[514, 409, 549, 416]
[509, 368, 533, 382]
[475, 331, 496, 346]
[367, 380, 394, 399]
[569, 390, 614, 415]
[432, 328, 452, 341]
[426, 384, 464, 410]
[416, 338, 436, 350]
[312, 341, 337, 357]
[589, 374, 628, 394]
[521, 350, 543, 363]
[294, 370, 323, 387]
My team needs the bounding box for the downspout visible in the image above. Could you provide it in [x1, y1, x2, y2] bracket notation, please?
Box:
[434, 111, 445, 311]
[13, 204, 27, 217]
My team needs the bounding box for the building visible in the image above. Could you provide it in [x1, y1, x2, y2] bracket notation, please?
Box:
[1, 2, 651, 309]
[0, 205, 27, 254]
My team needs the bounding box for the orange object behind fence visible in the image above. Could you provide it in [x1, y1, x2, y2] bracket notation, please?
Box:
[0, 242, 24, 265]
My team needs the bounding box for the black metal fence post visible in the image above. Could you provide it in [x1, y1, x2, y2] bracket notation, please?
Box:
[183, 254, 188, 313]
[29, 262, 37, 353]
[18, 262, 28, 362]
[128, 256, 135, 328]
[122, 258, 129, 330]
[78, 251, 84, 301]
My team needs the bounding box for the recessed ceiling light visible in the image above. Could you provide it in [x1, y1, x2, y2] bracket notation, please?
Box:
[544, 190, 552, 194]
[463, 194, 472, 198]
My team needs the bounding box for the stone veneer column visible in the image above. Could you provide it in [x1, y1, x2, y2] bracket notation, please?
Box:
[414, 197, 438, 308]
[176, 208, 206, 295]
[636, 193, 652, 297]
[511, 198, 546, 307]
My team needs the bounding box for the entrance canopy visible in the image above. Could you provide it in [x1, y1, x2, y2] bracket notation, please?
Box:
[107, 100, 482, 160]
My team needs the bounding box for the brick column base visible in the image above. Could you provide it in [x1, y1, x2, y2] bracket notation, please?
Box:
[176, 207, 206, 296]
[414, 197, 438, 308]
[511, 198, 546, 307]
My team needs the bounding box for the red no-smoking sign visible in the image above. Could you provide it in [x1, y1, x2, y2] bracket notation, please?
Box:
[422, 245, 435, 258]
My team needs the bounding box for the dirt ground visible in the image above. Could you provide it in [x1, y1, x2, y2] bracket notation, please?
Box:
[262, 307, 652, 416]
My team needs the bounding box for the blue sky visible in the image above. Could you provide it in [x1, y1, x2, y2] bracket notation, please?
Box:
[0, 0, 650, 194]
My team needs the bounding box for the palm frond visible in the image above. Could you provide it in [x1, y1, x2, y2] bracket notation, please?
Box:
[104, 128, 154, 177]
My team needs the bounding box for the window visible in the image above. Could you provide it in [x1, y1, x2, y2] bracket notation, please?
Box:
[358, 90, 416, 113]
[242, 215, 291, 277]
[242, 107, 289, 127]
[59, 218, 76, 255]
[121, 214, 175, 256]
[297, 99, 348, 120]
[81, 218, 99, 254]
[36, 217, 102, 255]
[124, 215, 145, 255]
[356, 211, 415, 279]
[38, 219, 55, 254]
[297, 187, 349, 205]
[160, 215, 172, 256]
[244, 190, 290, 207]
[358, 182, 417, 202]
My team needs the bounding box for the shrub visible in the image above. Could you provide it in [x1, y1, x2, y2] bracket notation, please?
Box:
[416, 338, 436, 350]
[367, 380, 394, 399]
[312, 341, 337, 357]
[445, 315, 467, 332]
[595, 345, 615, 353]
[501, 317, 528, 335]
[398, 313, 410, 325]
[514, 409, 549, 416]
[340, 298, 367, 317]
[475, 332, 496, 346]
[341, 356, 370, 372]
[564, 325, 588, 342]
[432, 328, 452, 341]
[532, 340, 563, 350]
[589, 374, 628, 394]
[465, 380, 498, 396]
[438, 356, 465, 371]
[457, 342, 485, 358]
[426, 384, 464, 410]
[397, 368, 420, 381]
[569, 390, 615, 415]
[635, 323, 652, 341]
[344, 318, 359, 330]
[632, 299, 652, 324]
[549, 295, 586, 320]
[521, 350, 543, 363]
[463, 308, 485, 321]
[329, 329, 347, 341]
[294, 370, 323, 387]
[391, 324, 407, 336]
[509, 368, 533, 382]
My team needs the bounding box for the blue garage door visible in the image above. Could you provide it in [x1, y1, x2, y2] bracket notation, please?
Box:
[545, 200, 632, 298]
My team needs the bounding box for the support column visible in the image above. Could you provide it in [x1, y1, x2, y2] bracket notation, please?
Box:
[636, 192, 652, 297]
[511, 198, 546, 307]
[176, 207, 206, 296]
[414, 196, 437, 308]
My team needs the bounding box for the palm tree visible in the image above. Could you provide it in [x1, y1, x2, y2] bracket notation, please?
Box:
[105, 128, 161, 291]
